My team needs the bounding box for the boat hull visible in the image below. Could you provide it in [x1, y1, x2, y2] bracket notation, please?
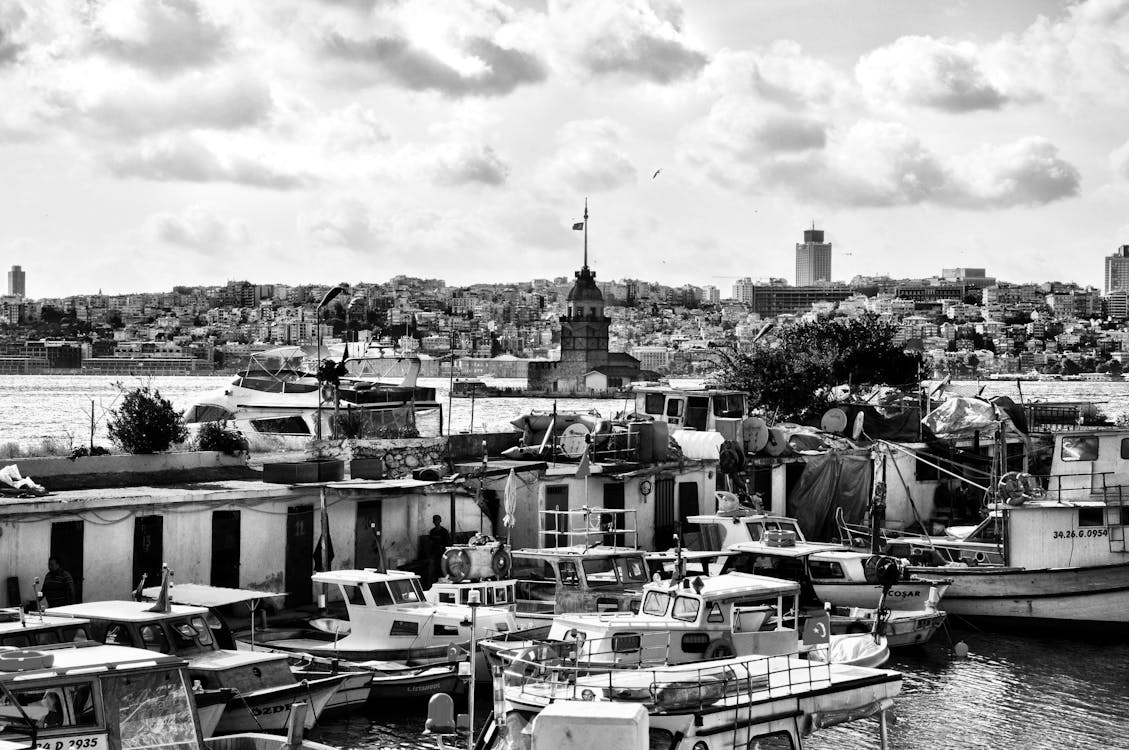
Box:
[812, 579, 949, 611]
[215, 677, 341, 735]
[907, 561, 1129, 628]
[367, 665, 462, 700]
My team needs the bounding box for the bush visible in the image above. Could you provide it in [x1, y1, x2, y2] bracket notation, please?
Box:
[70, 445, 111, 459]
[107, 386, 188, 454]
[194, 422, 249, 455]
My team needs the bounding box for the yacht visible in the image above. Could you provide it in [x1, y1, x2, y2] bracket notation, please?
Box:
[184, 347, 441, 450]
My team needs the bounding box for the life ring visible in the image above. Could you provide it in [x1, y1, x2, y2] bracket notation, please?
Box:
[874, 557, 902, 589]
[997, 472, 1025, 503]
[441, 549, 471, 582]
[702, 639, 735, 660]
[491, 548, 513, 578]
[0, 649, 54, 671]
[973, 551, 988, 565]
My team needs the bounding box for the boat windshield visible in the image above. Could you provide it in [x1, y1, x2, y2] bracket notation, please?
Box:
[387, 579, 424, 604]
[581, 556, 649, 587]
[672, 596, 700, 622]
[642, 590, 671, 616]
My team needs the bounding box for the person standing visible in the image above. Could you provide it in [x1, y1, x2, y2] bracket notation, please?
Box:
[41, 557, 76, 608]
[428, 514, 451, 584]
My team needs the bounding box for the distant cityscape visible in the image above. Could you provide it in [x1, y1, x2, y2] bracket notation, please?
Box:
[3, 227, 1129, 380]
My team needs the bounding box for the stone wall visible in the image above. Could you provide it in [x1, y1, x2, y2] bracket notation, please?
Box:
[310, 437, 450, 479]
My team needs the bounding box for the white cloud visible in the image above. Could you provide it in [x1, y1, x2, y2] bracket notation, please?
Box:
[92, 0, 232, 74]
[429, 141, 509, 185]
[703, 43, 852, 111]
[105, 132, 310, 189]
[145, 206, 250, 252]
[857, 36, 1009, 112]
[549, 0, 707, 83]
[544, 118, 637, 191]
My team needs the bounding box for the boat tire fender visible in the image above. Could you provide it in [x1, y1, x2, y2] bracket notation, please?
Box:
[703, 638, 735, 660]
[491, 548, 513, 578]
[441, 549, 472, 583]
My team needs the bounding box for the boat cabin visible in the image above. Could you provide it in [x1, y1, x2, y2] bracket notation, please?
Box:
[0, 609, 93, 649]
[687, 511, 809, 551]
[0, 644, 204, 748]
[311, 569, 516, 652]
[509, 546, 653, 620]
[548, 573, 804, 666]
[630, 386, 748, 434]
[45, 601, 229, 656]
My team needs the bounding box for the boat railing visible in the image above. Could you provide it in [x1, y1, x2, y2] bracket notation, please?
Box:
[550, 428, 642, 464]
[496, 639, 833, 711]
[538, 507, 639, 549]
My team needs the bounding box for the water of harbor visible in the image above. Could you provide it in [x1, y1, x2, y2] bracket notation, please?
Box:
[3, 375, 1129, 748]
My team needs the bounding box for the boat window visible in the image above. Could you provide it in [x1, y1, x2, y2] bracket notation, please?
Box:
[250, 416, 310, 435]
[494, 586, 510, 604]
[104, 623, 135, 647]
[915, 451, 940, 481]
[370, 584, 395, 607]
[642, 591, 671, 616]
[1060, 436, 1098, 462]
[139, 624, 170, 653]
[190, 617, 213, 646]
[715, 394, 746, 419]
[612, 633, 641, 653]
[343, 583, 368, 605]
[558, 562, 580, 587]
[0, 634, 30, 646]
[697, 523, 725, 551]
[31, 631, 60, 645]
[808, 561, 846, 579]
[743, 522, 764, 541]
[747, 730, 796, 749]
[434, 624, 459, 637]
[706, 602, 725, 624]
[1079, 508, 1105, 527]
[618, 556, 649, 583]
[437, 591, 455, 604]
[666, 399, 684, 419]
[168, 620, 201, 653]
[1122, 438, 1129, 460]
[390, 620, 419, 636]
[63, 626, 89, 642]
[412, 579, 427, 600]
[0, 684, 95, 730]
[388, 579, 422, 603]
[643, 394, 665, 415]
[582, 558, 620, 588]
[185, 404, 234, 423]
[672, 596, 700, 622]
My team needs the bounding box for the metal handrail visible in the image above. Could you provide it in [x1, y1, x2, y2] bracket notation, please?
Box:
[538, 507, 640, 549]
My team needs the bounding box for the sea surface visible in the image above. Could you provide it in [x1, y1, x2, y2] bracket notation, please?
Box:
[3, 374, 1129, 749]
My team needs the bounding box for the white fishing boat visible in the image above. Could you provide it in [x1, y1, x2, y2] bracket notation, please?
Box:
[44, 598, 344, 735]
[0, 643, 338, 750]
[843, 425, 1129, 629]
[243, 569, 515, 674]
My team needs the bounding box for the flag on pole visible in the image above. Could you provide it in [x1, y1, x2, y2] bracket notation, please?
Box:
[572, 222, 584, 230]
[575, 446, 590, 478]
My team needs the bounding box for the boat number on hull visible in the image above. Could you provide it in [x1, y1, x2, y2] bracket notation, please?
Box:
[252, 704, 290, 717]
[1052, 528, 1108, 539]
[37, 736, 104, 750]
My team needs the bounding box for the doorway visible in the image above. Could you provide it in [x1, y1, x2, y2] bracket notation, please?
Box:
[50, 521, 84, 603]
[211, 511, 241, 589]
[354, 500, 384, 570]
[132, 516, 164, 592]
[286, 505, 314, 607]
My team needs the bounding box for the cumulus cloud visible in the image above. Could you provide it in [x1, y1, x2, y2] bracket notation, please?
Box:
[92, 0, 231, 74]
[145, 206, 250, 251]
[0, 1, 29, 66]
[550, 0, 707, 83]
[302, 198, 388, 250]
[684, 113, 1079, 209]
[105, 133, 310, 189]
[703, 43, 852, 111]
[545, 119, 637, 191]
[429, 141, 509, 185]
[314, 103, 392, 154]
[1111, 139, 1129, 180]
[301, 198, 491, 257]
[857, 36, 1009, 112]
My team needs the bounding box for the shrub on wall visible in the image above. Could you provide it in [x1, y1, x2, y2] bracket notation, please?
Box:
[107, 386, 188, 454]
[194, 422, 249, 455]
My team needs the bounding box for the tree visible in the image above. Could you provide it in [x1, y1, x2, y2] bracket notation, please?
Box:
[107, 386, 188, 454]
[709, 314, 921, 422]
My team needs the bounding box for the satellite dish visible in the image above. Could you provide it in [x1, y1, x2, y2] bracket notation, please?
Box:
[821, 408, 848, 434]
[851, 411, 866, 441]
[559, 423, 590, 458]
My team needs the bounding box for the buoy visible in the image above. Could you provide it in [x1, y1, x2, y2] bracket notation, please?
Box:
[953, 641, 970, 658]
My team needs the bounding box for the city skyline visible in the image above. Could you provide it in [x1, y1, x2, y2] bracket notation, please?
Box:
[3, 1, 1129, 297]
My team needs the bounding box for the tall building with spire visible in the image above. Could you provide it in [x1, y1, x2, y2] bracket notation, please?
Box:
[795, 226, 832, 285]
[528, 204, 653, 393]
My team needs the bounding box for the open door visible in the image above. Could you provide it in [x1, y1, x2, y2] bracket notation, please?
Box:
[285, 505, 314, 607]
[132, 516, 163, 593]
[210, 511, 241, 589]
[50, 520, 84, 603]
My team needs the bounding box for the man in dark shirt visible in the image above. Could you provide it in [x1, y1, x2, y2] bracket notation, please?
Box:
[41, 557, 76, 608]
[428, 514, 451, 584]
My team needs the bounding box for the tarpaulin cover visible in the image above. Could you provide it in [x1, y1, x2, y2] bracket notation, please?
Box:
[834, 404, 922, 442]
[786, 452, 873, 542]
[920, 396, 999, 438]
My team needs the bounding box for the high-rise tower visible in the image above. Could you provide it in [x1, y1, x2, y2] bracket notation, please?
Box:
[795, 226, 832, 285]
[1105, 245, 1129, 294]
[7, 265, 25, 297]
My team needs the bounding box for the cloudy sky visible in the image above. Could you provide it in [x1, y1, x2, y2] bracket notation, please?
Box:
[3, 0, 1129, 297]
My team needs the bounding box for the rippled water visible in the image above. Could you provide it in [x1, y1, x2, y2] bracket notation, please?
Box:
[4, 375, 1129, 748]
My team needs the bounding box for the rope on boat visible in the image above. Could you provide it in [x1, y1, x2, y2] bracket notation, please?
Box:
[236, 691, 265, 732]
